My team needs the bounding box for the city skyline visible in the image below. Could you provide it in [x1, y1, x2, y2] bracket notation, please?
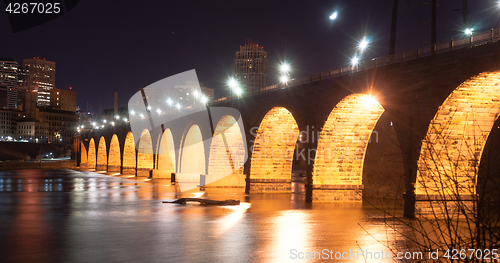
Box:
[1, 0, 498, 113]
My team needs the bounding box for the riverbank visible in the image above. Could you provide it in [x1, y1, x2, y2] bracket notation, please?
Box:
[0, 159, 76, 170]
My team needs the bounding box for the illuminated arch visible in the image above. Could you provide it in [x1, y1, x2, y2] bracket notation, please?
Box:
[179, 125, 205, 174]
[137, 129, 154, 176]
[108, 134, 121, 172]
[207, 115, 245, 186]
[122, 131, 136, 175]
[157, 129, 176, 178]
[96, 136, 107, 171]
[250, 107, 299, 181]
[416, 72, 500, 197]
[87, 138, 96, 170]
[313, 94, 384, 186]
[80, 142, 87, 166]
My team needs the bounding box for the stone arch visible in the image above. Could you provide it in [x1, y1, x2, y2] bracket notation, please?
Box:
[179, 124, 206, 174]
[416, 72, 500, 198]
[108, 134, 121, 172]
[207, 115, 246, 187]
[137, 129, 154, 176]
[250, 107, 299, 193]
[96, 136, 107, 171]
[87, 138, 96, 170]
[80, 142, 87, 166]
[157, 129, 176, 178]
[122, 131, 136, 175]
[312, 94, 384, 201]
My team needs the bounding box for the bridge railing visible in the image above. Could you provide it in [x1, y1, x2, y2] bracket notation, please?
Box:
[214, 28, 500, 102]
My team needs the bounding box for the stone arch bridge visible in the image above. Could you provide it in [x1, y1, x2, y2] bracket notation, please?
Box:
[76, 36, 500, 217]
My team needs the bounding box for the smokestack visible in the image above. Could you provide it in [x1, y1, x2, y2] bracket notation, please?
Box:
[114, 92, 119, 116]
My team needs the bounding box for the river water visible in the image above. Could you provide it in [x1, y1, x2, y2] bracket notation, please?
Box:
[0, 169, 416, 263]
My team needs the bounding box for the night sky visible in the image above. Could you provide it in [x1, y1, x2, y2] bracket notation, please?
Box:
[1, 0, 498, 114]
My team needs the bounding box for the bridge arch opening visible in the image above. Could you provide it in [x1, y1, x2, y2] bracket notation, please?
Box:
[80, 142, 87, 166]
[312, 94, 384, 201]
[96, 136, 107, 171]
[179, 124, 206, 175]
[122, 131, 136, 175]
[250, 107, 299, 192]
[87, 138, 96, 170]
[108, 134, 121, 172]
[416, 72, 500, 199]
[207, 115, 246, 187]
[137, 129, 154, 176]
[157, 129, 176, 178]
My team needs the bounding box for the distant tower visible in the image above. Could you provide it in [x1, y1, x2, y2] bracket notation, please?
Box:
[23, 58, 56, 107]
[234, 39, 268, 94]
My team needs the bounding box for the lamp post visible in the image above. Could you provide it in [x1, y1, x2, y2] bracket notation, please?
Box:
[279, 63, 290, 88]
[465, 28, 474, 46]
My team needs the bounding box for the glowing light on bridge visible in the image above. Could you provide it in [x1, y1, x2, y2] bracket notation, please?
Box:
[122, 132, 136, 175]
[167, 98, 173, 105]
[201, 96, 208, 104]
[280, 75, 289, 83]
[108, 134, 121, 172]
[250, 107, 299, 191]
[351, 56, 359, 66]
[179, 125, 206, 174]
[96, 136, 107, 171]
[87, 138, 96, 169]
[280, 63, 290, 73]
[358, 37, 369, 51]
[416, 72, 500, 198]
[208, 115, 245, 185]
[313, 94, 384, 194]
[465, 28, 474, 35]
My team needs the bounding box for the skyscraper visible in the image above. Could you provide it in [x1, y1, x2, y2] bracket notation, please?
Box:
[23, 58, 56, 107]
[234, 39, 268, 94]
[0, 58, 18, 109]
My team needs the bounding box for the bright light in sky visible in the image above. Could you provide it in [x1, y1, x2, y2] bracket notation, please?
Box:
[167, 98, 173, 105]
[280, 75, 289, 83]
[329, 11, 338, 20]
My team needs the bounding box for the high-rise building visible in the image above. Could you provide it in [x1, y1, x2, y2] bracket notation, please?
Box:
[16, 65, 30, 87]
[234, 39, 268, 94]
[0, 58, 19, 109]
[23, 58, 56, 107]
[50, 88, 77, 112]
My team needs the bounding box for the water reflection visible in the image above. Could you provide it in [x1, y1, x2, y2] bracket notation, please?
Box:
[0, 169, 409, 263]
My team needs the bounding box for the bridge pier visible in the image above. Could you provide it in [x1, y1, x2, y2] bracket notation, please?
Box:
[108, 165, 120, 172]
[136, 168, 151, 177]
[415, 194, 476, 218]
[122, 167, 136, 175]
[249, 179, 291, 193]
[312, 185, 363, 202]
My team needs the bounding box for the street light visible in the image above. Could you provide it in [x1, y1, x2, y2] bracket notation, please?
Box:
[228, 77, 241, 98]
[465, 28, 474, 46]
[358, 37, 369, 52]
[280, 63, 290, 73]
[279, 63, 291, 87]
[351, 56, 359, 66]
